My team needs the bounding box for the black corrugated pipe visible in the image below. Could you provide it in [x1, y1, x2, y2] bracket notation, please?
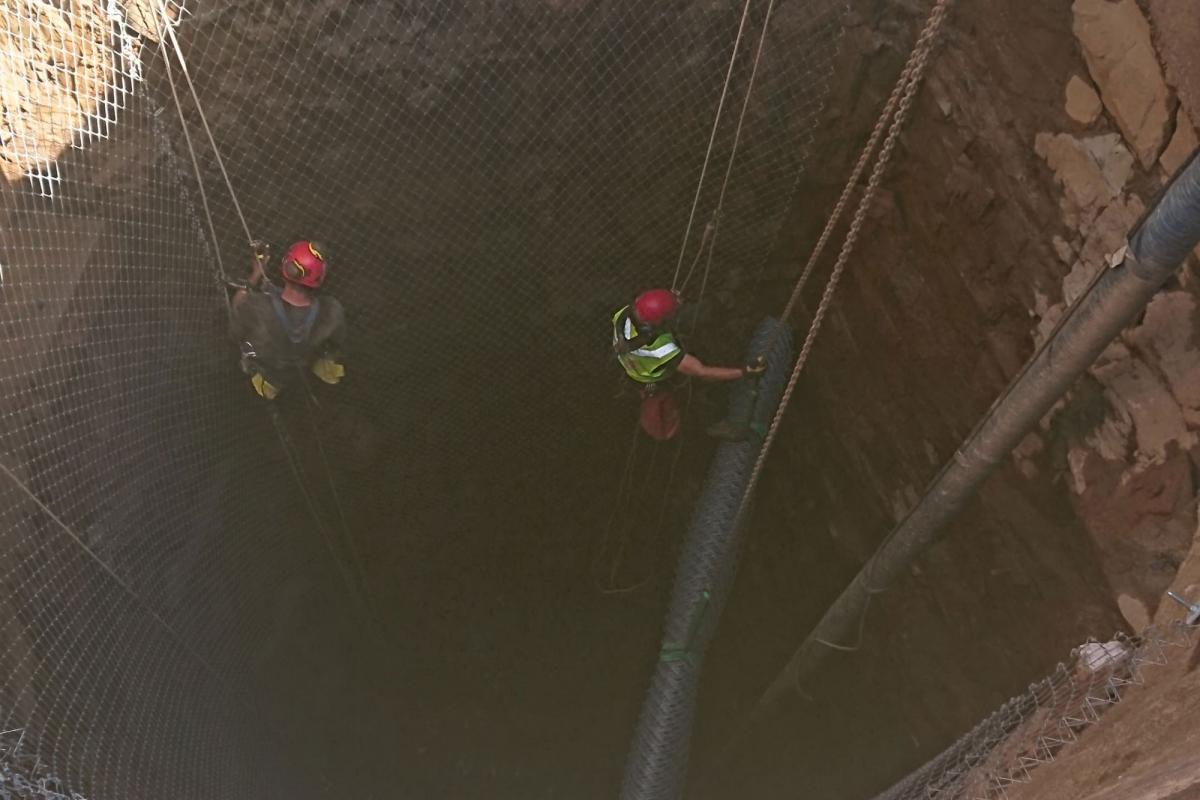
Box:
[729, 149, 1200, 753]
[621, 317, 794, 800]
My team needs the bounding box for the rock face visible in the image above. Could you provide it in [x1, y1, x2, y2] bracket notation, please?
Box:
[1026, 3, 1200, 623]
[1065, 75, 1102, 126]
[1069, 446, 1195, 609]
[0, 0, 174, 184]
[1130, 292, 1200, 429]
[1034, 131, 1133, 226]
[1148, 0, 1200, 131]
[1160, 107, 1199, 178]
[1072, 0, 1172, 167]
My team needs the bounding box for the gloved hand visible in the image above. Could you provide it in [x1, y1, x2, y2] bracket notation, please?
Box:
[250, 372, 279, 400]
[312, 358, 345, 385]
[250, 239, 271, 263]
[742, 356, 766, 377]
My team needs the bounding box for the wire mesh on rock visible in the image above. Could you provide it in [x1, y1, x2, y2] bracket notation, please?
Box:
[871, 623, 1198, 800]
[0, 0, 845, 796]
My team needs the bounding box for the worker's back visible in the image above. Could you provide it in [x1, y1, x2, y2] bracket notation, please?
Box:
[233, 287, 345, 386]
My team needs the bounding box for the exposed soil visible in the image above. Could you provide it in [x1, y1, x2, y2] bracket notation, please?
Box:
[701, 0, 1200, 796]
[1006, 539, 1200, 800]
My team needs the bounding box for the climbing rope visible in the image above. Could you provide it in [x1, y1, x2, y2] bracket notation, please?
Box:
[733, 0, 954, 566]
[155, 15, 230, 288]
[670, 0, 755, 292]
[301, 392, 372, 598]
[155, 0, 253, 247]
[704, 3, 955, 771]
[710, 0, 955, 695]
[758, 0, 952, 364]
[686, 0, 781, 299]
[267, 407, 370, 613]
[773, 0, 953, 653]
[675, 221, 715, 295]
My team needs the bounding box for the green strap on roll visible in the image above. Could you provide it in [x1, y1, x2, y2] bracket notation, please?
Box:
[660, 590, 711, 664]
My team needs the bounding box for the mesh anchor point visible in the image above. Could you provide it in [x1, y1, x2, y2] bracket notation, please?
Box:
[1166, 590, 1200, 625]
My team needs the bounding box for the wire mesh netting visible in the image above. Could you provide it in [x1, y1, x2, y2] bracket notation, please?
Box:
[1, 0, 846, 795]
[871, 623, 1198, 800]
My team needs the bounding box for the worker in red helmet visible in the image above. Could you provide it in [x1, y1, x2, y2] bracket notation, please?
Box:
[230, 239, 346, 400]
[612, 288, 764, 440]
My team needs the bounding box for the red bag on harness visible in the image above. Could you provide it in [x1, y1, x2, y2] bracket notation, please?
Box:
[639, 388, 681, 440]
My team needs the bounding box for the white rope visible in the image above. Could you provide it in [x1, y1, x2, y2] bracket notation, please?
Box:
[154, 10, 230, 286]
[156, 0, 253, 246]
[678, 0, 780, 299]
[670, 0, 756, 291]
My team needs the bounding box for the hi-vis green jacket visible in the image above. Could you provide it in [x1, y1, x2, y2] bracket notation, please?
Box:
[612, 305, 683, 384]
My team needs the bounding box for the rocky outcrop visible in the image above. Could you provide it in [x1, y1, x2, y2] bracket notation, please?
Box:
[1129, 292, 1200, 429]
[1072, 0, 1172, 168]
[1147, 0, 1200, 134]
[1035, 132, 1132, 223]
[1028, 4, 1200, 620]
[1069, 444, 1194, 599]
[1064, 75, 1102, 127]
[1160, 107, 1199, 178]
[0, 0, 174, 184]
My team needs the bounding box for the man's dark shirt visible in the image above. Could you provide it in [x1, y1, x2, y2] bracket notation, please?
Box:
[231, 284, 345, 386]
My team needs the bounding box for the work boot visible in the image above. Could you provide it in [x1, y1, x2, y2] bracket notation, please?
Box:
[706, 418, 751, 442]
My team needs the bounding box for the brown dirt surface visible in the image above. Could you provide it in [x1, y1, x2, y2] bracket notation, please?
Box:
[1004, 632, 1200, 800]
[1148, 0, 1200, 130]
[1006, 531, 1200, 800]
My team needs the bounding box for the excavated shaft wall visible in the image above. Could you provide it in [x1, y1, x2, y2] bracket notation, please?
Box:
[621, 317, 794, 800]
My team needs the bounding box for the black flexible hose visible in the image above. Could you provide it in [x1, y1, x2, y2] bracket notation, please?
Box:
[621, 317, 794, 800]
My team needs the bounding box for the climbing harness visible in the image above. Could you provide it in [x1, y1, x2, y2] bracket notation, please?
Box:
[269, 293, 321, 345]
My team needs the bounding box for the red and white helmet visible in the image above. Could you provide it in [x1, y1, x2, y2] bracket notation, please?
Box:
[633, 288, 678, 326]
[281, 240, 327, 288]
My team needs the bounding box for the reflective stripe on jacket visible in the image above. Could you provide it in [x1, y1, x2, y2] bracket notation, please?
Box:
[612, 305, 682, 383]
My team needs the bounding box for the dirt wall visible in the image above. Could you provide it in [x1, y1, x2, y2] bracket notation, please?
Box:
[704, 0, 1200, 796]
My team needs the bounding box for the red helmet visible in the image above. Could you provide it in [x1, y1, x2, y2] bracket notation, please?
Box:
[281, 240, 327, 288]
[633, 289, 678, 326]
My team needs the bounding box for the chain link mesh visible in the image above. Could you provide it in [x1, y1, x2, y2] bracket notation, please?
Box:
[872, 623, 1198, 800]
[1, 0, 845, 795]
